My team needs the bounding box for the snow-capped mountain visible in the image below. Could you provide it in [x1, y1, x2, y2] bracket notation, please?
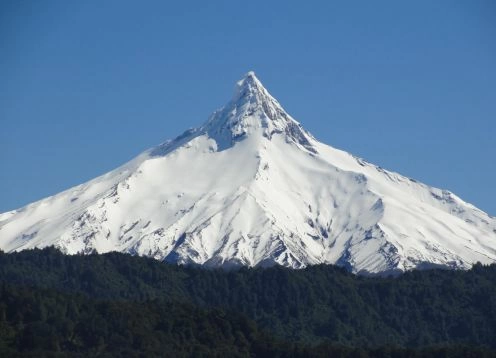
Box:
[1, 72, 495, 274]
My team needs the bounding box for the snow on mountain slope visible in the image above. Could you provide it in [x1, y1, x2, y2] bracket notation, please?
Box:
[1, 72, 495, 274]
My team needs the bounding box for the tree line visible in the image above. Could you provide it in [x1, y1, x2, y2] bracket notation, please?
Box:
[0, 248, 495, 356]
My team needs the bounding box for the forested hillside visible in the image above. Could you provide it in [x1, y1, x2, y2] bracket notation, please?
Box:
[0, 248, 495, 356]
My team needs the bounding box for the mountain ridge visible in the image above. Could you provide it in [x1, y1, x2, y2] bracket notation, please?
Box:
[1, 72, 495, 273]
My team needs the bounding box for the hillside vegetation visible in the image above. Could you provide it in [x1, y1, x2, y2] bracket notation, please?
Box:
[0, 248, 495, 356]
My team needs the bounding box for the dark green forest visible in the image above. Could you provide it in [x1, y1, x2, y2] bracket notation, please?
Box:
[0, 248, 495, 357]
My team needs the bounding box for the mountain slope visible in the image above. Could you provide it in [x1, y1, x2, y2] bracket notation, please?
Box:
[1, 72, 495, 273]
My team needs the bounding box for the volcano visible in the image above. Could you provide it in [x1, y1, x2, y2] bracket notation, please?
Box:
[1, 72, 495, 274]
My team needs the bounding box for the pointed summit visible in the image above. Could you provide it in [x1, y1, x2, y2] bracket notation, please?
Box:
[150, 72, 317, 156]
[202, 72, 317, 152]
[232, 71, 266, 103]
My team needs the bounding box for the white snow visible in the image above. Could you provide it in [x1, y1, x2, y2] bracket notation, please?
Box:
[0, 72, 495, 274]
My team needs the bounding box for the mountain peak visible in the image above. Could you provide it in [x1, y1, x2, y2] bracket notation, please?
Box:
[202, 72, 316, 153]
[150, 72, 316, 156]
[233, 71, 264, 102]
[245, 70, 256, 78]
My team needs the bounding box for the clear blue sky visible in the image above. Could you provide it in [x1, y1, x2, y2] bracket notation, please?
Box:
[1, 1, 495, 215]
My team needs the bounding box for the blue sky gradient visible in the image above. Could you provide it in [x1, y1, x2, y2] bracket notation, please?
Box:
[1, 0, 495, 214]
